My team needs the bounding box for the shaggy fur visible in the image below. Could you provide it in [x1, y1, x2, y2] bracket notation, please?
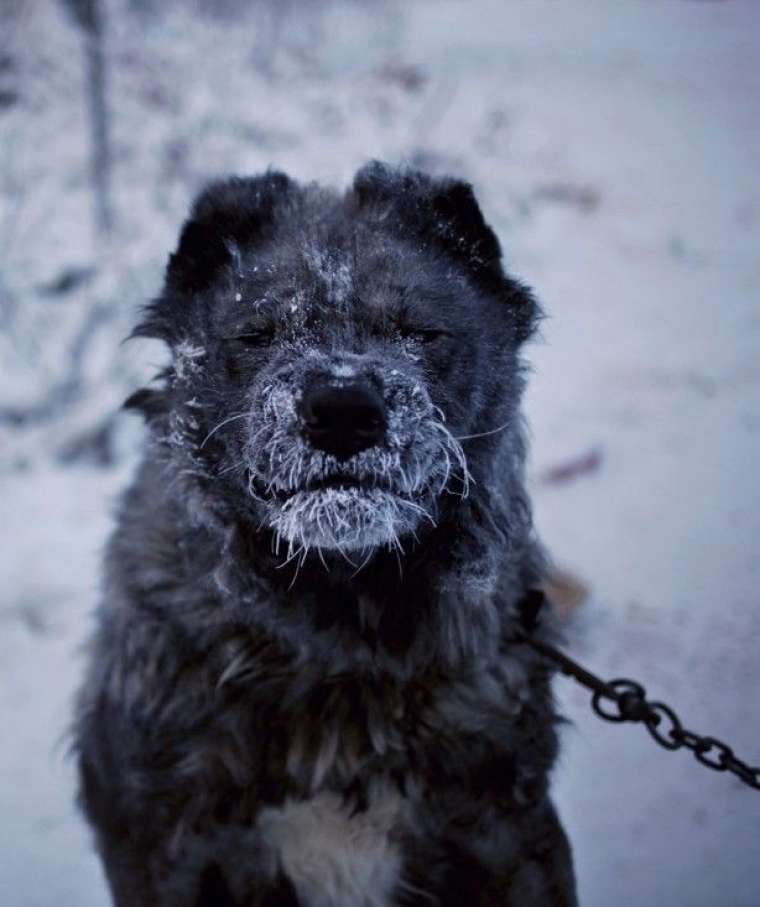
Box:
[74, 162, 577, 906]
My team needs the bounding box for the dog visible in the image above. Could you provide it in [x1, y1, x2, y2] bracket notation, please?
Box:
[74, 162, 577, 906]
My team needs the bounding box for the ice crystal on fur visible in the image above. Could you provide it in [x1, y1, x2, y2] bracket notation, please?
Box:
[173, 340, 206, 382]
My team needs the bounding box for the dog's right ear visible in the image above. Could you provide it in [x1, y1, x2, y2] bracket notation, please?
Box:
[132, 172, 292, 344]
[166, 171, 292, 295]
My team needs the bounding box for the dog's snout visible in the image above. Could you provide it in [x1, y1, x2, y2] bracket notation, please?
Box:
[300, 382, 386, 460]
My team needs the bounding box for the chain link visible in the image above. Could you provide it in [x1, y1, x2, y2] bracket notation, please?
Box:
[589, 678, 760, 788]
[513, 592, 760, 792]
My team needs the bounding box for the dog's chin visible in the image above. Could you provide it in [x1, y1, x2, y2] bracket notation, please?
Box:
[264, 484, 430, 554]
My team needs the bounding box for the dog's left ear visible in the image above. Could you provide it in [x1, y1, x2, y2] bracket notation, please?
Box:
[353, 161, 502, 275]
[353, 161, 539, 342]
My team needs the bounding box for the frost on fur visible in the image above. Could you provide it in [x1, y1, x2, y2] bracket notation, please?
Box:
[269, 487, 432, 559]
[244, 365, 471, 559]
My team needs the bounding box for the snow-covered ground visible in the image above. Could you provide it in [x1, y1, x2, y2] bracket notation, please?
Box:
[1, 1, 758, 904]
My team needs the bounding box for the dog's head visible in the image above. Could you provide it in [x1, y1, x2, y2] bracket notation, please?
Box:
[130, 163, 539, 563]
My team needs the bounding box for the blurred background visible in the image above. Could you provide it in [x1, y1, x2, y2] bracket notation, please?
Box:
[1, 0, 758, 904]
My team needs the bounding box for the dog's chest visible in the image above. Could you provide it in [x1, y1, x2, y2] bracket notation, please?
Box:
[257, 786, 405, 907]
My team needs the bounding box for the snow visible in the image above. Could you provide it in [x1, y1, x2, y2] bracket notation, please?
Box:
[1, 1, 759, 905]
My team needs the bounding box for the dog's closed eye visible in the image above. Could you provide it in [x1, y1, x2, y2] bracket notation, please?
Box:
[223, 329, 275, 348]
[398, 326, 453, 344]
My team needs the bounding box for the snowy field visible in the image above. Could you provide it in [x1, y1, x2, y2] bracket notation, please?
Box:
[1, 1, 759, 904]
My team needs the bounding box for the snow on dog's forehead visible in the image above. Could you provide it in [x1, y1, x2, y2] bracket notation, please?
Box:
[302, 246, 354, 307]
[223, 241, 355, 311]
[218, 222, 472, 334]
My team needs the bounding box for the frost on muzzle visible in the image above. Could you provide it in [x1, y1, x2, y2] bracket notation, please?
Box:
[244, 363, 470, 559]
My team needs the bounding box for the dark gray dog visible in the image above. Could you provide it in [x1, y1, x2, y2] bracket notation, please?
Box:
[74, 162, 577, 906]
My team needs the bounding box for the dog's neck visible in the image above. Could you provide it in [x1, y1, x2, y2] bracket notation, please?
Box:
[195, 480, 539, 679]
[128, 427, 541, 679]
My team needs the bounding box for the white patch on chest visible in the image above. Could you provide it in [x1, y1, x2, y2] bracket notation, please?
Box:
[257, 787, 404, 907]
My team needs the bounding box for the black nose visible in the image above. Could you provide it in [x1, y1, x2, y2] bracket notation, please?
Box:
[300, 382, 386, 460]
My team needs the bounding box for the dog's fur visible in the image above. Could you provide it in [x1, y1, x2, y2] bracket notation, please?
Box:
[74, 162, 577, 906]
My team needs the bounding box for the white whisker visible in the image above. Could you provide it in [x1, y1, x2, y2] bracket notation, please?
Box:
[456, 421, 510, 442]
[200, 412, 248, 448]
[216, 459, 245, 477]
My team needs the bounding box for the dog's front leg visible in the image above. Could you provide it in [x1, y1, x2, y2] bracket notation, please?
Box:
[403, 796, 577, 907]
[459, 797, 578, 907]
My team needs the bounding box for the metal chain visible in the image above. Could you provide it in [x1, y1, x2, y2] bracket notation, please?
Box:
[513, 591, 760, 792]
[591, 677, 760, 789]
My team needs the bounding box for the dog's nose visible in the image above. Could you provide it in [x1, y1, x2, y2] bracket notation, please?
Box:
[300, 382, 386, 460]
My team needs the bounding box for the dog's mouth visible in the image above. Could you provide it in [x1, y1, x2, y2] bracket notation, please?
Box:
[252, 472, 398, 503]
[301, 475, 397, 495]
[305, 475, 366, 492]
[251, 470, 432, 554]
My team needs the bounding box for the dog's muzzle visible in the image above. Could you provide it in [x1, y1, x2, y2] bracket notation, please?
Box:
[245, 366, 468, 558]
